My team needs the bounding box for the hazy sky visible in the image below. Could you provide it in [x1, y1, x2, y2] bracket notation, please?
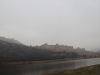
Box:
[0, 0, 100, 50]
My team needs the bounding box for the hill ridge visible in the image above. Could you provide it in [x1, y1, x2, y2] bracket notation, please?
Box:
[0, 36, 23, 45]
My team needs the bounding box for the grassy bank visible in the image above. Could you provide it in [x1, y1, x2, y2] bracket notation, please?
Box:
[43, 64, 100, 75]
[0, 58, 81, 66]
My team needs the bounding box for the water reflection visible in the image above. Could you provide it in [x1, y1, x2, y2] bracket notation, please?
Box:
[0, 58, 100, 75]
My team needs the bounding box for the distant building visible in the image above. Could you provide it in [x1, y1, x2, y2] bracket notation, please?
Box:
[75, 47, 85, 51]
[36, 43, 74, 52]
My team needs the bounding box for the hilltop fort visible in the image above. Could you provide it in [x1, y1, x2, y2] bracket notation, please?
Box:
[35, 43, 85, 52]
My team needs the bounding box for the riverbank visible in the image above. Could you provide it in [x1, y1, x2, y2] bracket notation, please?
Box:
[0, 58, 82, 66]
[43, 64, 100, 75]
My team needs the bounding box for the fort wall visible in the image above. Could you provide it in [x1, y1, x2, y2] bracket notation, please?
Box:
[35, 43, 85, 52]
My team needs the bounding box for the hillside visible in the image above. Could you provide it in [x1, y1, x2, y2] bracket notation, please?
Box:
[0, 36, 23, 45]
[0, 40, 82, 62]
[0, 37, 99, 63]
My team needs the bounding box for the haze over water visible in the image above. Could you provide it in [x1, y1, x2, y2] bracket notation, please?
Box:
[0, 0, 100, 50]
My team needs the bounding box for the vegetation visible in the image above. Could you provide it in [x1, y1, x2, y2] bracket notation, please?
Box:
[43, 64, 100, 75]
[0, 40, 87, 62]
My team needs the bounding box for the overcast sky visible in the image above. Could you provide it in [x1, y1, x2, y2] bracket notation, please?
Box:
[0, 0, 100, 50]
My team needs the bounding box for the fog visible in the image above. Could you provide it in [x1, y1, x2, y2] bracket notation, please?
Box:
[0, 0, 100, 50]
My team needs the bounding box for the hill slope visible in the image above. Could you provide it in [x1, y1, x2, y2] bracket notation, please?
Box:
[0, 40, 81, 62]
[0, 36, 23, 45]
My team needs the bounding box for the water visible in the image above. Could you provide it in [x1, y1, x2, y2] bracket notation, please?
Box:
[0, 58, 100, 75]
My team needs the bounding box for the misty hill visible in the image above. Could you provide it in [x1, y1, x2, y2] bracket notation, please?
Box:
[0, 36, 23, 45]
[0, 40, 83, 62]
[0, 39, 99, 62]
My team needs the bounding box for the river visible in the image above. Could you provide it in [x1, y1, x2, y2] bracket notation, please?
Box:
[0, 58, 100, 75]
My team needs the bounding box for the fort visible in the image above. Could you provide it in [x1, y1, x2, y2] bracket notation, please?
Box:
[35, 43, 85, 52]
